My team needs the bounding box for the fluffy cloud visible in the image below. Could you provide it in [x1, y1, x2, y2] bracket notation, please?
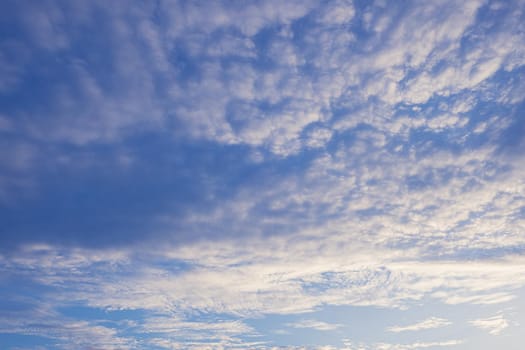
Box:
[3, 0, 523, 152]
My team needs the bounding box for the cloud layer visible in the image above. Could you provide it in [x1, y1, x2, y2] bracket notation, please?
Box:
[1, 0, 525, 349]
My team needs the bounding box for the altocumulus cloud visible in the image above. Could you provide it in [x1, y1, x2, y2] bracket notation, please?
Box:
[1, 0, 525, 349]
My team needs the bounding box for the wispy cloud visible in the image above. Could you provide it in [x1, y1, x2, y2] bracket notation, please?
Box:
[375, 340, 463, 350]
[286, 319, 342, 331]
[3, 241, 525, 323]
[469, 314, 510, 335]
[387, 317, 451, 333]
[0, 307, 134, 350]
[343, 339, 464, 350]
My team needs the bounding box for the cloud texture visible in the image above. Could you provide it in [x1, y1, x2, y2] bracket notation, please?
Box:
[1, 0, 525, 349]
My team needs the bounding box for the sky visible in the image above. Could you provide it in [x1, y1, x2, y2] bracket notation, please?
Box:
[1, 0, 525, 349]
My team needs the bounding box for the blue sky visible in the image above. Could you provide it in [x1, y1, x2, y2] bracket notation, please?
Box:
[1, 0, 525, 349]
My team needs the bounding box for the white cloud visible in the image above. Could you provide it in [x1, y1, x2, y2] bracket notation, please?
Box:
[2, 237, 521, 348]
[305, 127, 333, 148]
[286, 319, 342, 331]
[4, 236, 525, 322]
[375, 340, 463, 350]
[3, 1, 525, 348]
[469, 314, 510, 335]
[0, 307, 133, 350]
[338, 339, 464, 350]
[163, 0, 316, 37]
[6, 0, 524, 158]
[425, 114, 468, 131]
[387, 317, 451, 332]
[316, 0, 355, 25]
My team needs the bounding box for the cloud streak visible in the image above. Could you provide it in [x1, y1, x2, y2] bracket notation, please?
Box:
[469, 314, 510, 335]
[286, 319, 343, 331]
[387, 317, 452, 333]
